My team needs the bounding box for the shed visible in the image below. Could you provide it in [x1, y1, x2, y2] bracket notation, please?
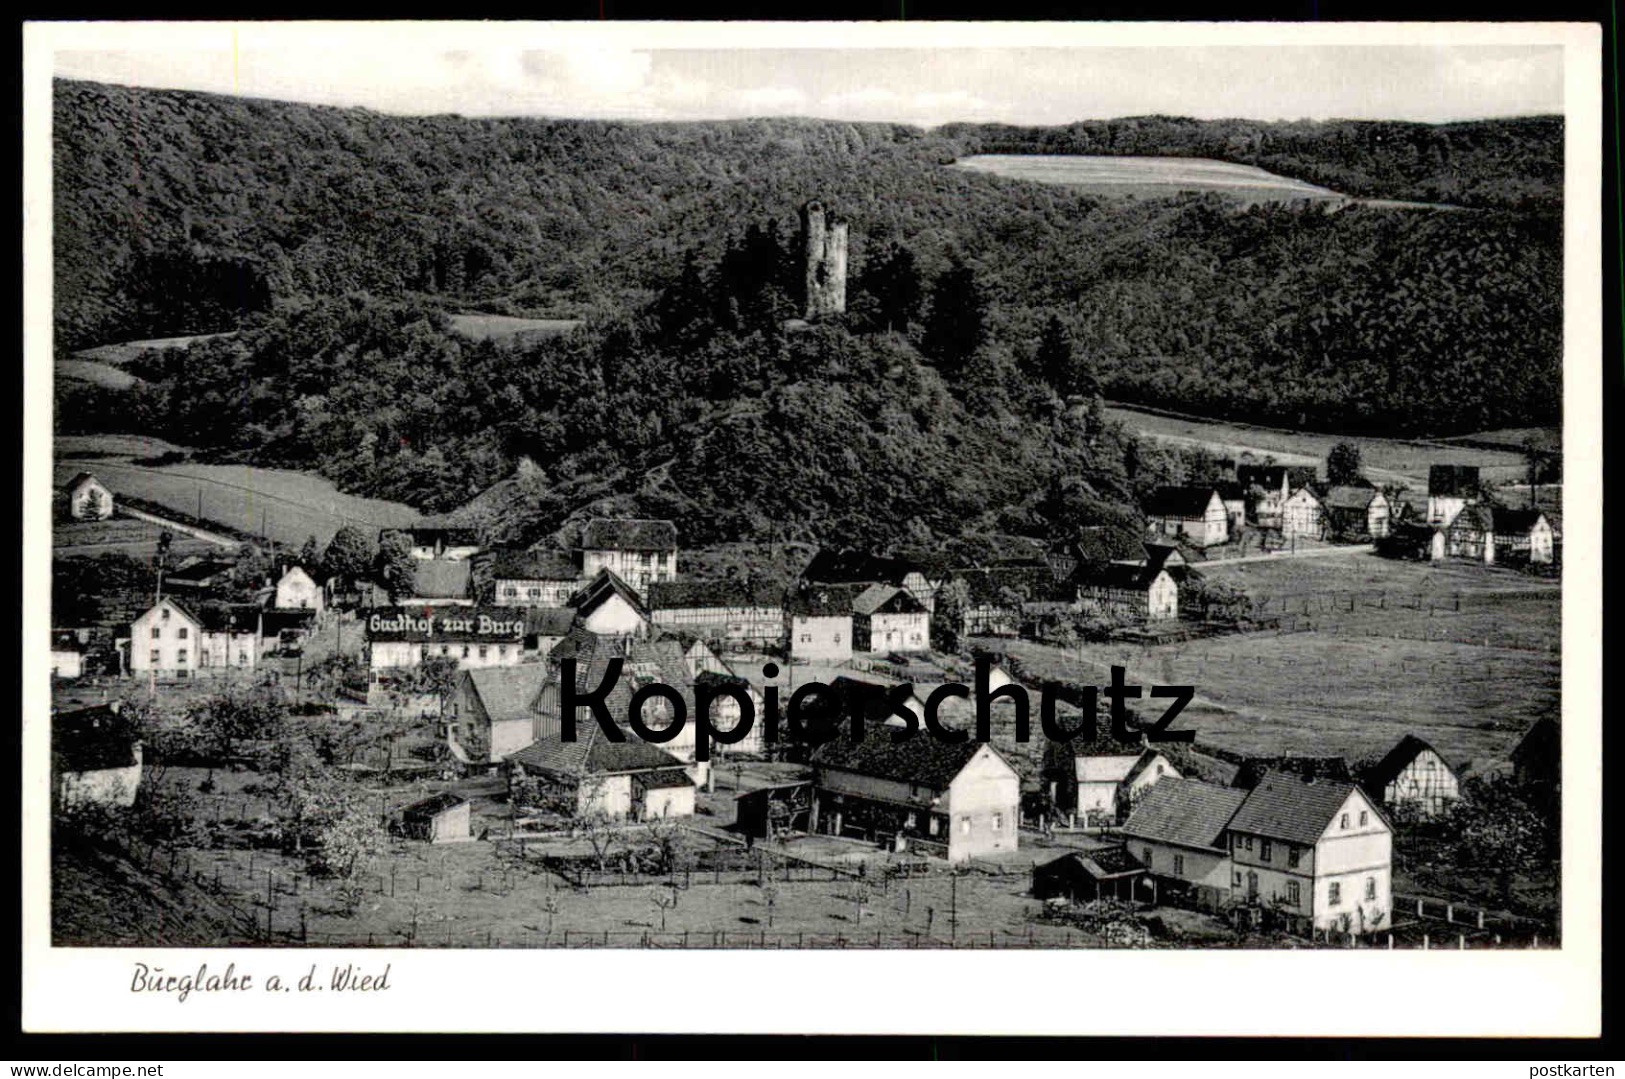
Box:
[1031, 848, 1146, 903]
[396, 792, 472, 843]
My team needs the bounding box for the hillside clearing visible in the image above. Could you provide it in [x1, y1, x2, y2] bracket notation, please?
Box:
[447, 312, 582, 342]
[56, 358, 142, 390]
[72, 333, 233, 366]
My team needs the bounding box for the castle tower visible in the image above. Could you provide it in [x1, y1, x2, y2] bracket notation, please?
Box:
[800, 200, 848, 320]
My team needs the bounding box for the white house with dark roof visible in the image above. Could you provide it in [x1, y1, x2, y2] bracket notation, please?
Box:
[1067, 748, 1182, 826]
[802, 548, 939, 614]
[1281, 484, 1326, 540]
[1144, 486, 1228, 548]
[809, 730, 1020, 862]
[1426, 465, 1481, 527]
[446, 664, 553, 765]
[577, 518, 678, 596]
[851, 583, 929, 654]
[64, 471, 114, 520]
[786, 584, 860, 662]
[567, 568, 652, 641]
[1120, 777, 1248, 909]
[1224, 771, 1393, 934]
[53, 703, 142, 808]
[273, 565, 326, 613]
[365, 605, 528, 672]
[1322, 485, 1391, 541]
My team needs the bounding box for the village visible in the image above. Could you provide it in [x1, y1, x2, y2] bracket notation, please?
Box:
[50, 435, 1562, 951]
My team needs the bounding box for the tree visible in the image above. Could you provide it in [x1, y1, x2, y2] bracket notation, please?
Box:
[921, 260, 986, 377]
[1327, 442, 1364, 486]
[322, 525, 374, 585]
[298, 534, 322, 575]
[1037, 314, 1097, 399]
[1442, 774, 1554, 906]
[376, 530, 417, 601]
[855, 242, 923, 333]
[188, 683, 289, 765]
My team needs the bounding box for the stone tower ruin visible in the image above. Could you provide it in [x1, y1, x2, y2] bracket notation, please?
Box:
[799, 200, 848, 320]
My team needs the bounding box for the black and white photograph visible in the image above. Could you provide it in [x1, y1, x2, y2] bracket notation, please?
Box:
[21, 20, 1602, 1038]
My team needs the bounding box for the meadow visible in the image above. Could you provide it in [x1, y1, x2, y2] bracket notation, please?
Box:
[446, 312, 582, 342]
[55, 437, 422, 549]
[1103, 402, 1541, 487]
[951, 155, 1346, 203]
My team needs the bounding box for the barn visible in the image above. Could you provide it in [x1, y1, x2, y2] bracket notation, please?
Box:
[396, 792, 472, 843]
[1031, 848, 1146, 903]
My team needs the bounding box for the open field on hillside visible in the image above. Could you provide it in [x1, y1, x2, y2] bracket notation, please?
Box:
[53, 516, 216, 560]
[1104, 402, 1537, 485]
[55, 358, 141, 389]
[72, 333, 233, 366]
[952, 155, 1344, 202]
[447, 312, 582, 342]
[54, 441, 421, 549]
[55, 433, 186, 458]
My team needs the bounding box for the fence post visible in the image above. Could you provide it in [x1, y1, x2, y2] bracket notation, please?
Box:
[1477, 910, 1485, 929]
[1458, 933, 1465, 950]
[1422, 933, 1429, 950]
[1386, 934, 1393, 949]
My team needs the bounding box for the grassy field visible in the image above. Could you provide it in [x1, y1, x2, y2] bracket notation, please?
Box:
[999, 553, 1558, 769]
[952, 155, 1345, 203]
[56, 358, 142, 390]
[1103, 402, 1539, 486]
[54, 515, 217, 560]
[447, 312, 582, 342]
[54, 437, 422, 549]
[71, 333, 233, 365]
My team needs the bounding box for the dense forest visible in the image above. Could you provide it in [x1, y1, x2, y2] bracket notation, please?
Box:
[52, 79, 1564, 538]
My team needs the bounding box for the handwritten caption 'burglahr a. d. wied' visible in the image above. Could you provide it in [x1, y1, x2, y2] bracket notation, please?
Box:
[130, 961, 391, 1003]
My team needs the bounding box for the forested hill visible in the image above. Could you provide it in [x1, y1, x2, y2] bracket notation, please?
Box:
[941, 115, 1564, 211]
[55, 78, 1562, 453]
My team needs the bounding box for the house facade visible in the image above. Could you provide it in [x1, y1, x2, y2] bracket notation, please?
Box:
[446, 664, 551, 765]
[1120, 778, 1248, 910]
[852, 584, 929, 654]
[809, 735, 1021, 863]
[787, 585, 860, 662]
[65, 472, 114, 520]
[489, 548, 585, 608]
[577, 518, 678, 596]
[801, 548, 939, 615]
[1225, 772, 1393, 935]
[274, 565, 326, 612]
[647, 580, 786, 646]
[1074, 562, 1179, 622]
[1361, 735, 1460, 820]
[1281, 486, 1326, 540]
[1144, 487, 1229, 548]
[1067, 749, 1181, 825]
[1323, 486, 1391, 541]
[365, 605, 528, 672]
[567, 569, 652, 641]
[1426, 465, 1480, 527]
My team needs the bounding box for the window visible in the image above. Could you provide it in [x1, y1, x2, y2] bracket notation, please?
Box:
[151, 627, 162, 640]
[478, 646, 489, 661]
[462, 646, 471, 659]
[1365, 877, 1377, 901]
[527, 588, 540, 600]
[200, 650, 211, 667]
[991, 813, 1002, 833]
[1233, 871, 1242, 886]
[498, 645, 507, 658]
[1172, 854, 1184, 877]
[1156, 763, 1165, 776]
[1142, 847, 1153, 869]
[1340, 813, 1350, 830]
[1260, 839, 1272, 861]
[237, 651, 248, 666]
[176, 649, 188, 666]
[960, 817, 971, 836]
[161, 608, 170, 621]
[1359, 810, 1369, 826]
[833, 633, 842, 644]
[1244, 835, 1254, 852]
[928, 817, 940, 836]
[1328, 882, 1342, 906]
[177, 627, 189, 640]
[1288, 847, 1301, 869]
[1287, 881, 1301, 907]
[149, 649, 161, 665]
[800, 634, 811, 644]
[505, 586, 518, 598]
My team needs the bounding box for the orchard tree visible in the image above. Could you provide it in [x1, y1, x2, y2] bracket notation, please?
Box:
[298, 534, 322, 575]
[189, 683, 289, 765]
[1327, 441, 1364, 486]
[322, 525, 375, 586]
[376, 530, 417, 601]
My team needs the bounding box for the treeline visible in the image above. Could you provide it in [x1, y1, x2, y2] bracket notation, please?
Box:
[942, 114, 1564, 211]
[54, 79, 1562, 439]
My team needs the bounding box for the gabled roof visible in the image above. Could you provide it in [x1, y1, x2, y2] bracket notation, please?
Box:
[647, 579, 781, 610]
[1035, 848, 1146, 883]
[547, 625, 604, 664]
[1076, 754, 1146, 784]
[1143, 486, 1220, 518]
[1511, 716, 1559, 765]
[580, 518, 678, 552]
[1212, 482, 1246, 501]
[948, 564, 1071, 605]
[1428, 464, 1480, 498]
[811, 727, 997, 790]
[1231, 755, 1351, 791]
[1073, 560, 1166, 593]
[65, 471, 104, 492]
[785, 583, 864, 617]
[523, 607, 577, 637]
[1226, 771, 1378, 845]
[1120, 778, 1246, 852]
[1236, 464, 1300, 491]
[802, 548, 926, 587]
[1361, 734, 1456, 794]
[410, 559, 473, 600]
[400, 791, 468, 820]
[507, 734, 687, 779]
[462, 664, 552, 723]
[53, 704, 140, 773]
[1490, 507, 1547, 534]
[487, 548, 581, 580]
[568, 568, 650, 620]
[278, 564, 325, 585]
[1323, 485, 1382, 512]
[852, 583, 925, 616]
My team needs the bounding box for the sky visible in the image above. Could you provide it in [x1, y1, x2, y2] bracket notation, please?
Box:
[48, 24, 1566, 126]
